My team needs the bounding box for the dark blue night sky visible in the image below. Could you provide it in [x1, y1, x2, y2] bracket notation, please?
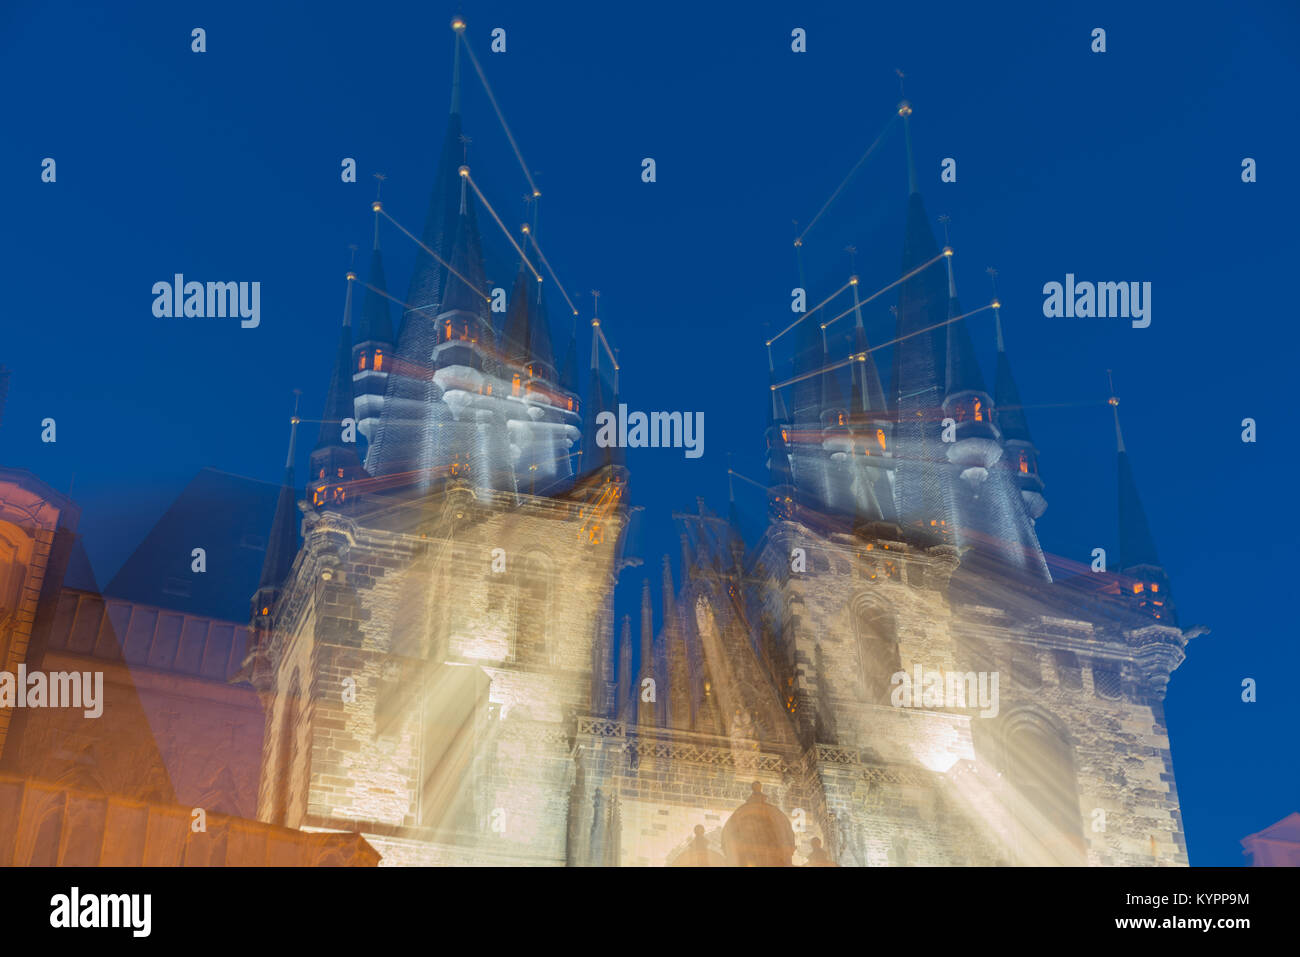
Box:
[3, 0, 1297, 865]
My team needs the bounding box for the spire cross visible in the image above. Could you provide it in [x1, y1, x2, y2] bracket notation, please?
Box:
[372, 172, 386, 201]
[348, 244, 358, 269]
[459, 133, 472, 163]
[844, 244, 858, 273]
[987, 267, 1004, 348]
[938, 214, 951, 244]
[285, 388, 303, 469]
[590, 289, 600, 319]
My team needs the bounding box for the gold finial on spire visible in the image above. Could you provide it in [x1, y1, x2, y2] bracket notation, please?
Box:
[371, 175, 385, 244]
[286, 389, 303, 469]
[896, 69, 912, 116]
[896, 70, 916, 192]
[987, 267, 1004, 348]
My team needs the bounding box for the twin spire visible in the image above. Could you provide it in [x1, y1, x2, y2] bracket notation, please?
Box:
[256, 392, 302, 594]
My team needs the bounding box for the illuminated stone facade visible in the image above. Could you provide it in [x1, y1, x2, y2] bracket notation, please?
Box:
[0, 47, 1197, 869]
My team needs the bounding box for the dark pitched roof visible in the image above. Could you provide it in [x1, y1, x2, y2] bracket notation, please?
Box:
[314, 283, 356, 453]
[851, 315, 887, 416]
[530, 276, 556, 376]
[357, 237, 393, 346]
[993, 350, 1031, 442]
[105, 468, 281, 622]
[944, 270, 987, 397]
[501, 266, 533, 364]
[1118, 450, 1161, 570]
[892, 191, 947, 405]
[559, 316, 579, 394]
[791, 314, 823, 426]
[257, 463, 298, 591]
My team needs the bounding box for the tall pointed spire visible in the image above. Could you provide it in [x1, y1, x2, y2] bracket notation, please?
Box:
[617, 614, 633, 722]
[988, 269, 1046, 521]
[766, 341, 795, 514]
[940, 219, 987, 398]
[316, 265, 355, 450]
[891, 95, 952, 531]
[819, 327, 847, 427]
[527, 199, 557, 379]
[791, 310, 823, 426]
[664, 555, 690, 730]
[501, 221, 556, 384]
[450, 16, 464, 114]
[354, 180, 396, 445]
[1110, 373, 1158, 569]
[357, 178, 394, 348]
[310, 266, 364, 507]
[247, 390, 305, 689]
[560, 312, 580, 395]
[582, 291, 617, 475]
[638, 579, 655, 726]
[1109, 373, 1175, 621]
[258, 392, 302, 592]
[848, 277, 887, 417]
[501, 264, 535, 368]
[990, 271, 1031, 444]
[389, 16, 486, 359]
[363, 21, 487, 482]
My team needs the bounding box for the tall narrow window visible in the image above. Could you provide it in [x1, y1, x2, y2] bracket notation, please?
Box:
[854, 604, 900, 705]
[273, 671, 301, 827]
[1019, 451, 1029, 474]
[1003, 713, 1085, 864]
[357, 352, 368, 371]
[373, 349, 384, 371]
[515, 554, 552, 662]
[974, 397, 983, 421]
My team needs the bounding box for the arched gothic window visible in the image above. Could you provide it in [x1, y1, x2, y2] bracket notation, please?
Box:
[853, 603, 900, 705]
[1002, 712, 1086, 865]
